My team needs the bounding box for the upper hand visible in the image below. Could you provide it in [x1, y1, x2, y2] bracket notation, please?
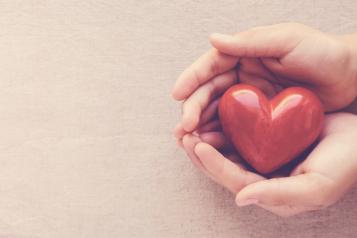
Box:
[172, 23, 357, 134]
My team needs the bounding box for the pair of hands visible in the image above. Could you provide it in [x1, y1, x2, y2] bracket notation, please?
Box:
[172, 23, 357, 217]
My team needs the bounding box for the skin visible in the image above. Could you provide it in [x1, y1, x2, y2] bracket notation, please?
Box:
[171, 23, 357, 217]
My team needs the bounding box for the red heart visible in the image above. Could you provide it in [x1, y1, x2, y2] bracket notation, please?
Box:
[218, 84, 324, 174]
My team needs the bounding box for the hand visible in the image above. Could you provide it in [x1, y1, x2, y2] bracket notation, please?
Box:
[172, 23, 357, 135]
[181, 112, 357, 217]
[172, 23, 357, 217]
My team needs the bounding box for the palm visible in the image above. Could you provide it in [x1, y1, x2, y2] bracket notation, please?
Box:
[238, 35, 355, 111]
[186, 103, 357, 216]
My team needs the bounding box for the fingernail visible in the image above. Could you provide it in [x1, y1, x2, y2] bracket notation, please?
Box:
[236, 198, 258, 207]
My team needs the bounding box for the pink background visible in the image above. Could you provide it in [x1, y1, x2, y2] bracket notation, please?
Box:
[0, 1, 356, 237]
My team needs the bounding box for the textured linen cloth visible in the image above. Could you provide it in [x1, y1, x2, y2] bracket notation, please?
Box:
[0, 1, 355, 237]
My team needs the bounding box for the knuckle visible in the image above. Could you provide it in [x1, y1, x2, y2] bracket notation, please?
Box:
[191, 66, 202, 87]
[209, 55, 220, 76]
[206, 80, 218, 99]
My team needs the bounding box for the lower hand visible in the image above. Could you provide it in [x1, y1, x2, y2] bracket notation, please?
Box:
[181, 112, 357, 217]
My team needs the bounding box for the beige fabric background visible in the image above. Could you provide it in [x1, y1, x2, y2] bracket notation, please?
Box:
[0, 0, 356, 237]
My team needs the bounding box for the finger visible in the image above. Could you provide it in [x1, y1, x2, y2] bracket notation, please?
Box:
[210, 25, 302, 58]
[199, 99, 219, 126]
[239, 57, 277, 83]
[182, 134, 207, 171]
[175, 100, 220, 139]
[261, 57, 326, 90]
[194, 142, 264, 193]
[235, 172, 334, 208]
[181, 134, 218, 182]
[173, 123, 187, 139]
[182, 70, 237, 131]
[199, 131, 231, 150]
[260, 57, 306, 88]
[261, 57, 285, 74]
[238, 71, 276, 98]
[255, 203, 308, 217]
[197, 120, 221, 133]
[172, 49, 239, 101]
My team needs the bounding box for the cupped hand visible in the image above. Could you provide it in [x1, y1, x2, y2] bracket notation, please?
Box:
[172, 23, 357, 217]
[181, 112, 357, 217]
[172, 23, 357, 136]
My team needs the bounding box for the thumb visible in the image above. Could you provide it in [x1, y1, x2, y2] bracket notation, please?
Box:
[235, 173, 335, 207]
[210, 26, 302, 58]
[194, 142, 264, 194]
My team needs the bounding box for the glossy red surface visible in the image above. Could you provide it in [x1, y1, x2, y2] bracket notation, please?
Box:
[219, 84, 324, 174]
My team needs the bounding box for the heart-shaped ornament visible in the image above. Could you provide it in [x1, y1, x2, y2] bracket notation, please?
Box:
[219, 84, 324, 174]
